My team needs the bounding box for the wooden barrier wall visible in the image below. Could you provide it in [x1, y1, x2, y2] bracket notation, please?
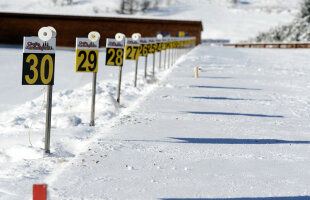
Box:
[0, 12, 203, 47]
[223, 43, 310, 49]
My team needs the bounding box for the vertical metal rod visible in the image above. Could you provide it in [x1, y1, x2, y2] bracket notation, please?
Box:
[117, 66, 123, 104]
[168, 48, 170, 68]
[152, 52, 156, 76]
[134, 59, 138, 87]
[45, 85, 53, 154]
[144, 55, 148, 79]
[90, 72, 97, 126]
[164, 49, 167, 69]
[159, 51, 162, 70]
[170, 49, 174, 66]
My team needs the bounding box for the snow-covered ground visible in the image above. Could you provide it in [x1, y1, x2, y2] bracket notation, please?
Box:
[1, 0, 310, 199]
[0, 0, 303, 41]
[1, 44, 310, 199]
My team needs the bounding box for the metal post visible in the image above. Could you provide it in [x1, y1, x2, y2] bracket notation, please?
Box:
[117, 66, 123, 104]
[152, 52, 156, 76]
[134, 59, 138, 87]
[144, 55, 148, 79]
[90, 72, 97, 126]
[170, 49, 174, 66]
[168, 48, 170, 68]
[45, 85, 53, 154]
[159, 51, 162, 69]
[164, 49, 167, 69]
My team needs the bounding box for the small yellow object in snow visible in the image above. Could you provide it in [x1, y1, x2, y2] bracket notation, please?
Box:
[194, 66, 202, 78]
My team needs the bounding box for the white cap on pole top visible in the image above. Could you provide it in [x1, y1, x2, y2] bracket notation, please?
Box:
[132, 33, 141, 41]
[88, 31, 101, 42]
[115, 33, 126, 42]
[157, 33, 163, 40]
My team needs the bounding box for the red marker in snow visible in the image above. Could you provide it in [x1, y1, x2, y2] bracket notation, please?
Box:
[33, 184, 47, 200]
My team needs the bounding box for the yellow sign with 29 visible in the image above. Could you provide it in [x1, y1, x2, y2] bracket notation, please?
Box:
[75, 49, 98, 72]
[75, 38, 99, 72]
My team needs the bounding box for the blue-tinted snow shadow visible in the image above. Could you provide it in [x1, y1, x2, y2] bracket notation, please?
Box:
[240, 1, 250, 5]
[190, 97, 254, 101]
[190, 85, 261, 91]
[184, 111, 283, 118]
[169, 138, 310, 144]
[197, 76, 234, 79]
[161, 197, 310, 200]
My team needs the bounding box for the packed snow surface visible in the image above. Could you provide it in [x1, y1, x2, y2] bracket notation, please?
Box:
[0, 44, 310, 199]
[0, 0, 304, 41]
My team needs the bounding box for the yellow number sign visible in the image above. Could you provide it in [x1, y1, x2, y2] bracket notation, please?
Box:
[75, 38, 99, 72]
[75, 49, 98, 72]
[125, 46, 139, 60]
[106, 48, 124, 66]
[22, 37, 56, 85]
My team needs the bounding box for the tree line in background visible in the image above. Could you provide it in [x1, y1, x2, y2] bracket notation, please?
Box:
[50, 0, 172, 14]
[118, 0, 164, 14]
[251, 0, 310, 42]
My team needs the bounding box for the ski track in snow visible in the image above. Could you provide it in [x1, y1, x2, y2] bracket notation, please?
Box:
[46, 45, 310, 199]
[1, 45, 310, 199]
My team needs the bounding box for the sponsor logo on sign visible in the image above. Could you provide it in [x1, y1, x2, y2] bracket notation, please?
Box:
[26, 42, 53, 51]
[78, 41, 97, 48]
[106, 38, 124, 49]
[23, 37, 56, 54]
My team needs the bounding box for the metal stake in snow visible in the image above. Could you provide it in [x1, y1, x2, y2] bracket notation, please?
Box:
[131, 33, 141, 87]
[152, 44, 156, 76]
[144, 55, 148, 78]
[45, 84, 52, 154]
[21, 26, 57, 154]
[139, 38, 149, 79]
[75, 31, 100, 127]
[157, 34, 163, 70]
[167, 37, 171, 68]
[90, 71, 97, 126]
[89, 31, 100, 126]
[105, 34, 125, 104]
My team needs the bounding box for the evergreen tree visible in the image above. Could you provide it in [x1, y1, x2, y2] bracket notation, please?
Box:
[299, 0, 310, 20]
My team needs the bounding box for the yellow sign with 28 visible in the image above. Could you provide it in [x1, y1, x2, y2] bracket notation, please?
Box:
[106, 48, 124, 66]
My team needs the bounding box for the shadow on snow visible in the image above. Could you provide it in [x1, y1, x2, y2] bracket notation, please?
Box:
[184, 111, 284, 118]
[196, 76, 234, 79]
[189, 97, 255, 101]
[190, 85, 261, 91]
[169, 138, 310, 145]
[161, 197, 310, 200]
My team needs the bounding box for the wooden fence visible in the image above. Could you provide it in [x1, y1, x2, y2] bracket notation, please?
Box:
[0, 12, 203, 47]
[223, 43, 310, 49]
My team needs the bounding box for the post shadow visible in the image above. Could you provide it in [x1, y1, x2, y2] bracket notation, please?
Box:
[190, 85, 261, 91]
[169, 137, 310, 144]
[184, 111, 284, 118]
[189, 97, 254, 101]
[160, 197, 310, 200]
[196, 76, 234, 79]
